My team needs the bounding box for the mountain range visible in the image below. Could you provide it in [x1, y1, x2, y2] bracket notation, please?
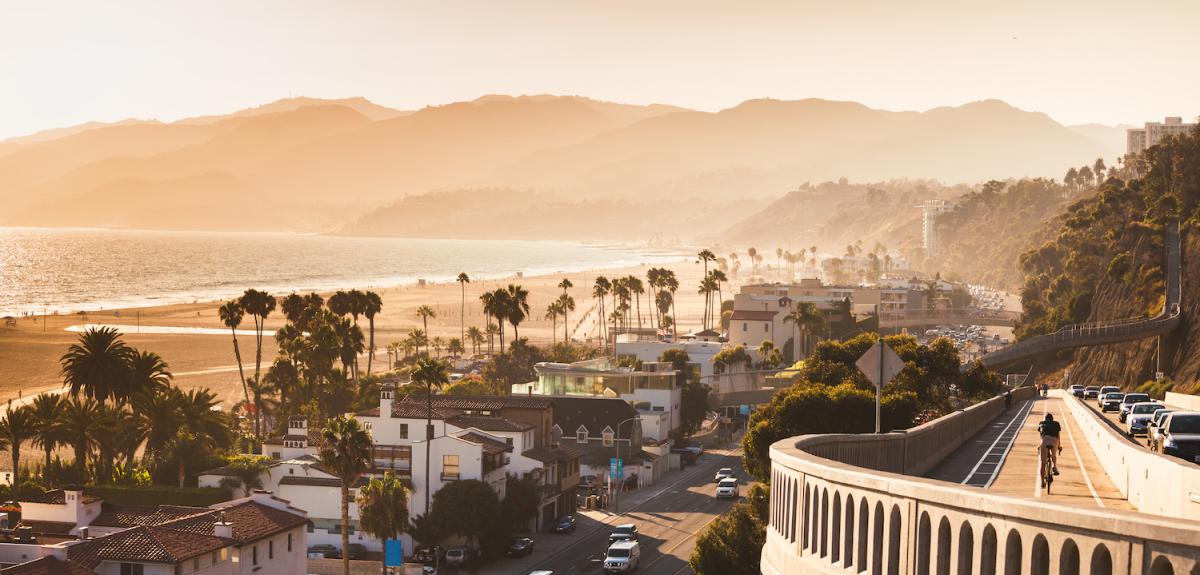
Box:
[0, 94, 1127, 236]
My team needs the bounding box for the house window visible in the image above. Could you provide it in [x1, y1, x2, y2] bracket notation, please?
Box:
[211, 552, 218, 564]
[220, 549, 228, 561]
[193, 558, 199, 571]
[400, 424, 409, 439]
[252, 545, 258, 566]
[364, 422, 372, 431]
[602, 428, 614, 447]
[270, 452, 281, 459]
[120, 563, 144, 575]
[742, 322, 747, 332]
[764, 323, 769, 332]
[269, 540, 274, 559]
[442, 455, 460, 480]
[576, 426, 588, 444]
[288, 533, 293, 552]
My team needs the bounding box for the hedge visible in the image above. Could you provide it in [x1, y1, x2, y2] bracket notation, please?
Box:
[84, 485, 232, 507]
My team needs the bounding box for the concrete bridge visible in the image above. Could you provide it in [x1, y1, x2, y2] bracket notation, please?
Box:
[880, 309, 1021, 330]
[761, 387, 1200, 575]
[979, 222, 1182, 371]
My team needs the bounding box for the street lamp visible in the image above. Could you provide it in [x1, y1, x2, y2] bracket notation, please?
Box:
[612, 416, 641, 514]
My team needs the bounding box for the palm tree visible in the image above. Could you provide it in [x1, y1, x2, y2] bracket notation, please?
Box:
[698, 276, 717, 331]
[410, 357, 449, 515]
[164, 425, 215, 488]
[386, 342, 400, 370]
[238, 289, 276, 409]
[29, 394, 65, 471]
[593, 277, 611, 350]
[416, 305, 436, 355]
[0, 406, 35, 486]
[479, 291, 504, 353]
[128, 350, 172, 400]
[60, 397, 103, 480]
[363, 291, 383, 376]
[505, 284, 530, 342]
[131, 387, 186, 460]
[431, 337, 445, 358]
[319, 416, 373, 575]
[219, 301, 252, 417]
[545, 302, 561, 345]
[447, 338, 465, 357]
[709, 269, 728, 326]
[61, 326, 135, 405]
[225, 454, 271, 497]
[180, 388, 235, 450]
[627, 276, 645, 330]
[357, 472, 411, 575]
[456, 273, 470, 346]
[557, 293, 576, 342]
[466, 327, 485, 356]
[663, 270, 680, 337]
[558, 279, 573, 337]
[485, 323, 499, 355]
[783, 302, 826, 361]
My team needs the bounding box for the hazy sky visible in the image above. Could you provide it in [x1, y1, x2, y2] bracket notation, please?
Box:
[2, 0, 1198, 139]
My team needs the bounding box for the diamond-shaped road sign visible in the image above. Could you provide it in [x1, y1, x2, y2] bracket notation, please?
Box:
[856, 341, 905, 388]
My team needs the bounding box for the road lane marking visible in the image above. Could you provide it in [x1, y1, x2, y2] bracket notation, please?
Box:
[963, 399, 1034, 487]
[1059, 403, 1105, 508]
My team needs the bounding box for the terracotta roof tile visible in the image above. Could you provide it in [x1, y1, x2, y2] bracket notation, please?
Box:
[454, 432, 513, 455]
[160, 500, 307, 545]
[446, 415, 532, 432]
[521, 443, 584, 463]
[90, 504, 210, 529]
[398, 394, 554, 411]
[19, 490, 101, 505]
[1, 557, 93, 575]
[67, 526, 229, 567]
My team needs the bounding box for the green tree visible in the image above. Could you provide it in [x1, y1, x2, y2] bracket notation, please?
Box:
[592, 277, 610, 351]
[457, 273, 470, 346]
[481, 339, 544, 393]
[505, 284, 531, 341]
[60, 326, 135, 405]
[60, 397, 103, 479]
[416, 305, 436, 355]
[363, 291, 383, 376]
[163, 425, 216, 488]
[130, 387, 186, 460]
[690, 500, 765, 575]
[429, 479, 506, 558]
[444, 377, 491, 396]
[358, 471, 411, 575]
[225, 454, 271, 497]
[660, 349, 709, 437]
[318, 416, 373, 575]
[0, 406, 36, 486]
[466, 326, 485, 356]
[411, 357, 450, 514]
[238, 289, 277, 433]
[499, 474, 540, 531]
[219, 301, 251, 424]
[29, 394, 65, 471]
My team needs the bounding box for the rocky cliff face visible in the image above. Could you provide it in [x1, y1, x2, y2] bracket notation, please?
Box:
[1069, 230, 1198, 393]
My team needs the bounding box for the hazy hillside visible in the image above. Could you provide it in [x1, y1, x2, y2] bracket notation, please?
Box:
[0, 94, 1122, 234]
[342, 188, 771, 243]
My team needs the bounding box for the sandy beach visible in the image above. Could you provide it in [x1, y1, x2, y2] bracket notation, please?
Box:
[0, 259, 712, 408]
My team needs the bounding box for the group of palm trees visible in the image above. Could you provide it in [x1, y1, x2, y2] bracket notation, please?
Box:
[543, 279, 577, 345]
[1, 326, 234, 492]
[591, 269, 680, 349]
[479, 284, 530, 353]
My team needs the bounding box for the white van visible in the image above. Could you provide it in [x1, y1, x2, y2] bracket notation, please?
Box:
[604, 540, 641, 573]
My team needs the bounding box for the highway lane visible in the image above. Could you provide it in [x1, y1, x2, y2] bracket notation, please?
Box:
[528, 448, 747, 575]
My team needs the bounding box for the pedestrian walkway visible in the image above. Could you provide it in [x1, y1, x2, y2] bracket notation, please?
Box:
[928, 395, 1133, 510]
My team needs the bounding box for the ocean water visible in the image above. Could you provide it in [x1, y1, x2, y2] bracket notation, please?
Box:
[0, 227, 683, 316]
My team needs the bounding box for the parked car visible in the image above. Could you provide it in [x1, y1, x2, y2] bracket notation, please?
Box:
[714, 467, 735, 483]
[1083, 386, 1100, 399]
[507, 537, 535, 558]
[1157, 412, 1200, 463]
[1118, 393, 1153, 422]
[603, 540, 641, 574]
[553, 515, 576, 534]
[1098, 386, 1120, 405]
[308, 544, 340, 559]
[1126, 403, 1166, 436]
[345, 544, 367, 560]
[609, 523, 639, 543]
[1070, 384, 1085, 397]
[412, 546, 441, 565]
[716, 477, 739, 499]
[444, 547, 472, 568]
[1148, 409, 1175, 449]
[579, 475, 598, 489]
[1101, 392, 1124, 412]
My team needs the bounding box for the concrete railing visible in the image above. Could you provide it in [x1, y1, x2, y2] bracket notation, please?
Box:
[1164, 391, 1200, 411]
[980, 222, 1182, 369]
[1058, 390, 1200, 521]
[763, 387, 1200, 575]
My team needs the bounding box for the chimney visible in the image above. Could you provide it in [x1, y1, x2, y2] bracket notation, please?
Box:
[213, 511, 233, 539]
[380, 385, 394, 416]
[77, 527, 89, 541]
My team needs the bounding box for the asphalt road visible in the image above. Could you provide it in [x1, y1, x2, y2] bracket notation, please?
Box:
[528, 448, 747, 575]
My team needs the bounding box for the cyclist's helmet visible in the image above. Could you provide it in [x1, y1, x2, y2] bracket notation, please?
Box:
[1044, 414, 1054, 421]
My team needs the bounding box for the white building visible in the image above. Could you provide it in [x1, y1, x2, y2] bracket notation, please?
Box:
[525, 359, 682, 441]
[1128, 116, 1196, 155]
[614, 334, 722, 380]
[916, 199, 949, 257]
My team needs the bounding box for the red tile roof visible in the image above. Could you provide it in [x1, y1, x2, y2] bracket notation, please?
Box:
[729, 309, 779, 321]
[159, 500, 307, 545]
[446, 414, 533, 432]
[398, 394, 553, 411]
[67, 526, 230, 567]
[19, 490, 101, 505]
[1, 557, 94, 575]
[454, 432, 513, 455]
[90, 504, 210, 529]
[15, 520, 76, 536]
[521, 443, 584, 463]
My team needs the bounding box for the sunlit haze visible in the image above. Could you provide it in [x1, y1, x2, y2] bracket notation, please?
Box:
[3, 0, 1199, 139]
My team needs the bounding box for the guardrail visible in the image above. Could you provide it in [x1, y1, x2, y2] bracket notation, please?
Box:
[1164, 391, 1200, 411]
[1058, 390, 1200, 521]
[979, 222, 1181, 369]
[762, 384, 1200, 575]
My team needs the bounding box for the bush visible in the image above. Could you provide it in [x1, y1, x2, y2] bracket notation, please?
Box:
[85, 485, 232, 507]
[689, 501, 766, 574]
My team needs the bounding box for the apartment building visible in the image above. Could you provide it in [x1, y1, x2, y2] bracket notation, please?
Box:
[1128, 116, 1196, 155]
[524, 359, 681, 441]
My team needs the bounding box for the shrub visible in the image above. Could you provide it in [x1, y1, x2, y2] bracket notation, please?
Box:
[85, 485, 232, 507]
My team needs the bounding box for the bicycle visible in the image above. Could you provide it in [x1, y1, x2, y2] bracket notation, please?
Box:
[1040, 444, 1055, 493]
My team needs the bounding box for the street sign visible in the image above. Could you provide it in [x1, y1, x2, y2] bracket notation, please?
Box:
[856, 340, 904, 388]
[855, 339, 904, 434]
[610, 457, 619, 482]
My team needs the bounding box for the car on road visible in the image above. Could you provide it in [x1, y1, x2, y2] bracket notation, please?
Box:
[1157, 412, 1200, 463]
[1101, 392, 1124, 412]
[1083, 386, 1100, 399]
[603, 540, 641, 574]
[525, 571, 554, 575]
[444, 547, 473, 568]
[1126, 403, 1166, 436]
[1118, 393, 1153, 422]
[716, 477, 739, 499]
[553, 515, 576, 534]
[714, 467, 735, 483]
[1070, 384, 1085, 397]
[506, 537, 535, 558]
[308, 544, 339, 559]
[1149, 409, 1175, 449]
[1098, 386, 1120, 405]
[609, 523, 639, 543]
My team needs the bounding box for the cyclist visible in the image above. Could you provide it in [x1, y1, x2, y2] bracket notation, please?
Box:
[1037, 413, 1062, 487]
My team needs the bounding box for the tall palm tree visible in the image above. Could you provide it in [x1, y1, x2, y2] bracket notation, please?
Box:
[544, 302, 561, 346]
[431, 337, 445, 358]
[386, 341, 401, 370]
[664, 271, 680, 337]
[29, 394, 64, 471]
[357, 471, 410, 575]
[238, 289, 276, 410]
[457, 273, 470, 345]
[363, 291, 383, 376]
[698, 276, 716, 331]
[131, 387, 186, 460]
[61, 326, 135, 405]
[505, 284, 530, 342]
[410, 357, 449, 516]
[646, 268, 663, 328]
[416, 305, 436, 355]
[558, 278, 573, 337]
[219, 301, 252, 417]
[557, 294, 576, 343]
[627, 276, 645, 330]
[128, 350, 172, 399]
[709, 269, 728, 326]
[593, 277, 611, 350]
[783, 302, 827, 361]
[0, 406, 36, 486]
[180, 388, 235, 450]
[447, 338, 464, 357]
[318, 416, 373, 575]
[485, 323, 499, 355]
[466, 326, 485, 356]
[60, 397, 103, 480]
